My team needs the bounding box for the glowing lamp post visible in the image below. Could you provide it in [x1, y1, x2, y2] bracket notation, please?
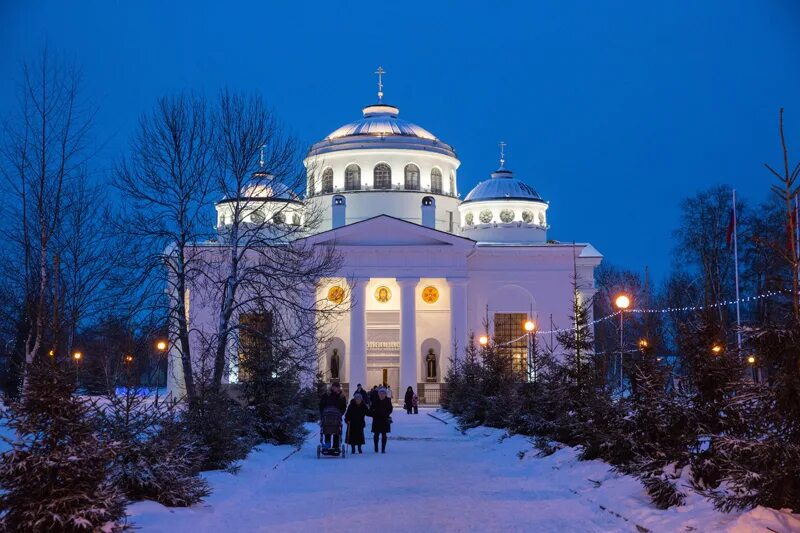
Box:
[615, 294, 631, 392]
[478, 335, 489, 347]
[711, 344, 723, 355]
[523, 320, 536, 382]
[156, 340, 168, 352]
[747, 354, 758, 382]
[73, 351, 83, 386]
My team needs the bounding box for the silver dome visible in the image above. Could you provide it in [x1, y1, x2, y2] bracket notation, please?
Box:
[462, 168, 544, 203]
[307, 104, 456, 158]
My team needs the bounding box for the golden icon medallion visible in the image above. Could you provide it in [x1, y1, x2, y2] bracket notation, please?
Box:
[422, 286, 439, 304]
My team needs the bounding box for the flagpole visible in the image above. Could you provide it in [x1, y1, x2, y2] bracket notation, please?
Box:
[733, 189, 742, 352]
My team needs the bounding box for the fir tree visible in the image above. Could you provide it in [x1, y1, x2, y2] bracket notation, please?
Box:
[0, 360, 125, 532]
[96, 383, 210, 507]
[238, 341, 308, 445]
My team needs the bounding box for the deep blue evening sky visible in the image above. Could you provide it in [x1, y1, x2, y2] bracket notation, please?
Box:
[2, 1, 799, 282]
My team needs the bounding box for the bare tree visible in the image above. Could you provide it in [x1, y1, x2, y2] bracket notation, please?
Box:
[54, 177, 123, 358]
[763, 108, 800, 320]
[0, 48, 97, 384]
[113, 93, 216, 404]
[198, 90, 343, 394]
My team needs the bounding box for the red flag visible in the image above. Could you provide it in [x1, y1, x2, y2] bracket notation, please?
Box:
[726, 208, 735, 249]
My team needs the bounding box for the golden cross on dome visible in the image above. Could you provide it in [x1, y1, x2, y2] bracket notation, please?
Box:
[375, 66, 386, 102]
[499, 141, 506, 168]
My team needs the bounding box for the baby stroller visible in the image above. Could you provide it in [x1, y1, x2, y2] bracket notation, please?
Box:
[317, 406, 346, 459]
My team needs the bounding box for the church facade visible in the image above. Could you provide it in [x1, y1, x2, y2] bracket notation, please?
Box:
[167, 89, 602, 403]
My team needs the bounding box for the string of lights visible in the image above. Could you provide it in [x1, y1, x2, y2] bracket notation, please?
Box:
[487, 289, 789, 348]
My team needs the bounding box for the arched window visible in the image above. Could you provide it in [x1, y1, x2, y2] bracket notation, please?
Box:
[422, 196, 434, 206]
[308, 174, 316, 197]
[404, 164, 420, 190]
[345, 164, 361, 191]
[321, 168, 334, 194]
[449, 172, 456, 196]
[373, 163, 391, 190]
[430, 168, 443, 194]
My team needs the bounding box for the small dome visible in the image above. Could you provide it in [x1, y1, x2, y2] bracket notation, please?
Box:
[219, 171, 300, 204]
[307, 104, 456, 158]
[462, 168, 544, 203]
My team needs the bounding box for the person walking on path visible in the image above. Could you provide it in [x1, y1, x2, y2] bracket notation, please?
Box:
[404, 386, 414, 415]
[353, 384, 369, 406]
[369, 385, 379, 406]
[344, 393, 368, 454]
[368, 387, 393, 453]
[412, 391, 419, 414]
[386, 385, 393, 401]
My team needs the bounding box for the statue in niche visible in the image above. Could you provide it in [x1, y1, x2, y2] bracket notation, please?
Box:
[330, 348, 340, 382]
[426, 348, 437, 382]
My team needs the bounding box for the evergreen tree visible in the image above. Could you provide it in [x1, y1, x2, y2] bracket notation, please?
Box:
[96, 382, 210, 507]
[0, 360, 125, 532]
[239, 341, 308, 445]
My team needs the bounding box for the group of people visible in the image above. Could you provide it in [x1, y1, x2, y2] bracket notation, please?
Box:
[318, 383, 421, 455]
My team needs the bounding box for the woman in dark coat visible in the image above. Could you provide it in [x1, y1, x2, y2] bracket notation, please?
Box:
[404, 386, 414, 414]
[368, 387, 393, 453]
[344, 393, 368, 454]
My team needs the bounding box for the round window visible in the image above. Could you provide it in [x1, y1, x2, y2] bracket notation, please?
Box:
[521, 210, 533, 223]
[465, 212, 474, 225]
[479, 209, 493, 224]
[272, 212, 285, 224]
[250, 209, 265, 224]
[500, 209, 514, 223]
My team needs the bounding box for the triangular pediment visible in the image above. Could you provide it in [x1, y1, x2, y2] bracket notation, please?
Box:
[305, 215, 475, 248]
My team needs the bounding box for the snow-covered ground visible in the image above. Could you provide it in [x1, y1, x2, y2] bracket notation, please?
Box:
[127, 408, 800, 532]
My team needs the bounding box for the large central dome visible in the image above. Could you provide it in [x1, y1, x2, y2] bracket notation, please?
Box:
[326, 104, 437, 141]
[307, 104, 456, 158]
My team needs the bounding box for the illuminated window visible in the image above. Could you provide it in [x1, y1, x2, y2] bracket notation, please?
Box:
[321, 168, 334, 194]
[374, 163, 391, 190]
[494, 313, 527, 377]
[404, 164, 420, 190]
[345, 164, 361, 190]
[431, 168, 443, 194]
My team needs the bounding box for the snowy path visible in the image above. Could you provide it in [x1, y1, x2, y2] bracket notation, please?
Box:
[127, 408, 799, 532]
[130, 409, 628, 532]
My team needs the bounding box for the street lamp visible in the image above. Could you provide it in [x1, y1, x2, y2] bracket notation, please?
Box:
[638, 339, 649, 351]
[478, 335, 489, 346]
[73, 351, 83, 387]
[523, 320, 536, 382]
[72, 351, 82, 361]
[124, 354, 134, 364]
[711, 344, 723, 355]
[747, 355, 758, 383]
[615, 294, 631, 392]
[156, 340, 168, 352]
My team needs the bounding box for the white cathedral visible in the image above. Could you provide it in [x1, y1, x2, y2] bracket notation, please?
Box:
[167, 77, 602, 403]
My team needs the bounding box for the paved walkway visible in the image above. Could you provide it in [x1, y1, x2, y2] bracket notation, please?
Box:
[130, 408, 629, 532]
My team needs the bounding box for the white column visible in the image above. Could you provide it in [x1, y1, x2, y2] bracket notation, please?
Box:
[448, 278, 469, 362]
[398, 277, 419, 394]
[348, 278, 367, 389]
